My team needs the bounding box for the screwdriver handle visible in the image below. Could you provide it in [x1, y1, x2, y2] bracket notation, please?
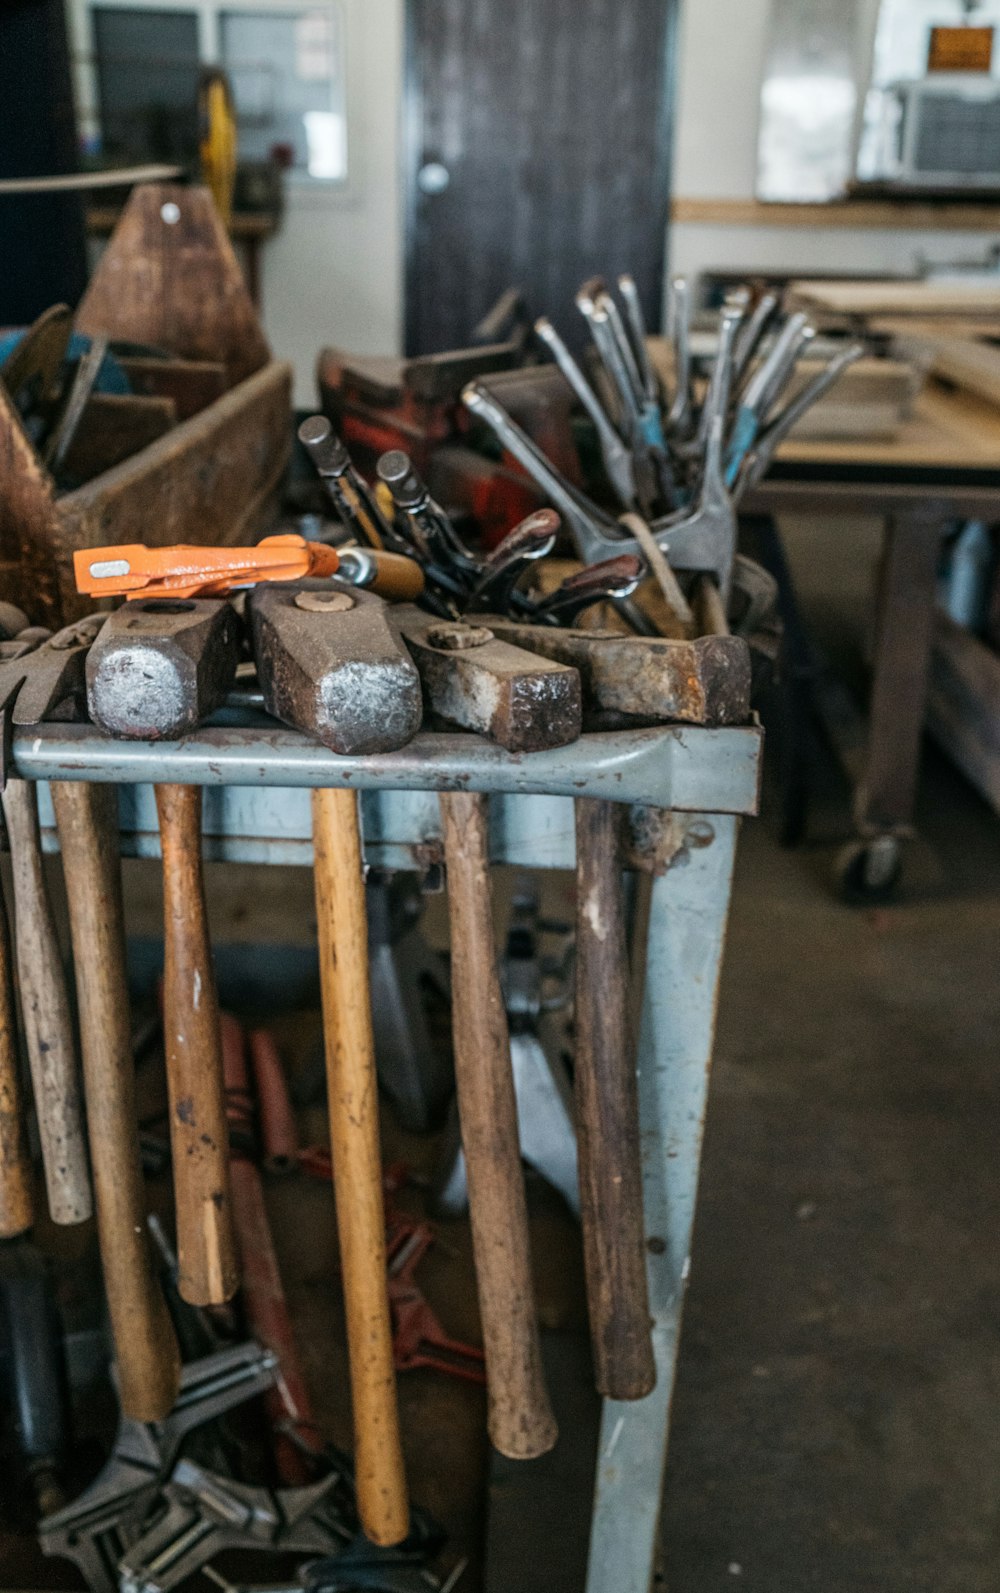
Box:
[155, 783, 239, 1306]
[439, 790, 558, 1458]
[338, 547, 426, 603]
[2, 780, 91, 1226]
[312, 786, 409, 1545]
[0, 875, 32, 1238]
[52, 781, 181, 1419]
[574, 799, 655, 1399]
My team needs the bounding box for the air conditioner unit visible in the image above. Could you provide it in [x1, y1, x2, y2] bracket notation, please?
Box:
[879, 75, 1000, 190]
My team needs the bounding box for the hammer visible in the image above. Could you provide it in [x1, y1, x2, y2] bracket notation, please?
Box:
[392, 610, 584, 1453]
[249, 578, 421, 1545]
[472, 616, 753, 1399]
[86, 597, 242, 1308]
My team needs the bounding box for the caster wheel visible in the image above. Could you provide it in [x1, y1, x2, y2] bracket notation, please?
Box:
[835, 836, 902, 905]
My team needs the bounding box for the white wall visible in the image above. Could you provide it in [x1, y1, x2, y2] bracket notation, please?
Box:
[669, 0, 1000, 296]
[259, 0, 404, 407]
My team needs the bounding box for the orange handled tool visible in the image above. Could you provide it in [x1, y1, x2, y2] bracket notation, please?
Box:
[74, 534, 342, 600]
[74, 536, 424, 604]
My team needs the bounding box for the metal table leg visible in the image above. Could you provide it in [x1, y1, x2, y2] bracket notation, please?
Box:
[586, 814, 741, 1593]
[837, 506, 943, 899]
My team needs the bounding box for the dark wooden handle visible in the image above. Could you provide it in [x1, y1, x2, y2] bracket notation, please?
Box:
[1, 780, 91, 1226]
[0, 875, 32, 1239]
[574, 798, 655, 1399]
[439, 790, 557, 1458]
[312, 787, 409, 1545]
[155, 783, 238, 1307]
[52, 781, 181, 1420]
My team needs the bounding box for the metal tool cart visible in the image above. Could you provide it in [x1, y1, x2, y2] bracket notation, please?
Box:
[24, 711, 761, 1593]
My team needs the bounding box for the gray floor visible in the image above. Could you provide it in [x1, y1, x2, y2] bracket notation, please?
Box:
[660, 517, 1000, 1591]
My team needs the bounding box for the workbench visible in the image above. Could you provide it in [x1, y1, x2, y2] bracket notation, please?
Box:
[743, 376, 1000, 897]
[19, 711, 762, 1593]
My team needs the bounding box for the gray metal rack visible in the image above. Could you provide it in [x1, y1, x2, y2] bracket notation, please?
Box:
[17, 714, 762, 1593]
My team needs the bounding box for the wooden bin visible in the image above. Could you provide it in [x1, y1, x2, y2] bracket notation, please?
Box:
[0, 183, 292, 625]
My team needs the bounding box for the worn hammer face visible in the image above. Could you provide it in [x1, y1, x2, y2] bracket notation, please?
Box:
[86, 599, 240, 740]
[249, 580, 423, 755]
[392, 606, 581, 753]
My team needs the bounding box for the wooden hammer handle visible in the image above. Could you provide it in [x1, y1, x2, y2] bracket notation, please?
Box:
[312, 787, 408, 1546]
[574, 798, 655, 1399]
[0, 875, 32, 1239]
[155, 783, 238, 1307]
[439, 790, 557, 1459]
[52, 781, 181, 1420]
[1, 780, 91, 1226]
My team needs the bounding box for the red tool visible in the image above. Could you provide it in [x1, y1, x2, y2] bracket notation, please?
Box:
[385, 1215, 485, 1386]
[299, 1148, 485, 1385]
[221, 1014, 320, 1483]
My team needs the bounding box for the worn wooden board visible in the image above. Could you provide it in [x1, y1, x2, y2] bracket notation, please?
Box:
[76, 183, 271, 388]
[788, 278, 1000, 320]
[900, 334, 1000, 411]
[118, 355, 227, 420]
[53, 359, 292, 621]
[0, 361, 290, 625]
[59, 392, 176, 484]
[776, 377, 1000, 469]
[0, 382, 60, 619]
[926, 610, 1000, 816]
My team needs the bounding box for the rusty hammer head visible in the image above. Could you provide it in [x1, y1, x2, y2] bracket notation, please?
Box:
[249, 580, 423, 755]
[86, 598, 240, 739]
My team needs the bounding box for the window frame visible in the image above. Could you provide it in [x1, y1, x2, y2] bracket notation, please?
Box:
[66, 0, 355, 200]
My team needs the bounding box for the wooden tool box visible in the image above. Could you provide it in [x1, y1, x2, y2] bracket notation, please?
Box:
[0, 183, 292, 625]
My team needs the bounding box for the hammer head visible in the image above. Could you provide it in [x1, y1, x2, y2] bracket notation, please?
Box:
[86, 599, 240, 739]
[249, 580, 423, 755]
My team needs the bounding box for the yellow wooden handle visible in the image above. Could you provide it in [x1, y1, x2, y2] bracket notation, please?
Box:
[312, 786, 409, 1546]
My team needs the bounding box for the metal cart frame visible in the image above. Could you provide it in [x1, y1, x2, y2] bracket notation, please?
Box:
[18, 716, 762, 1593]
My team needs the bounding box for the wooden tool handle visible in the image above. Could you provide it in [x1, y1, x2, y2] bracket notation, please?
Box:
[155, 783, 238, 1306]
[1, 780, 91, 1226]
[366, 551, 425, 602]
[0, 878, 32, 1239]
[52, 781, 181, 1419]
[574, 798, 655, 1399]
[439, 790, 557, 1459]
[312, 787, 409, 1545]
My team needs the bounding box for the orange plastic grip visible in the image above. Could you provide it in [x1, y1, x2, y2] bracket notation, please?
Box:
[74, 535, 341, 600]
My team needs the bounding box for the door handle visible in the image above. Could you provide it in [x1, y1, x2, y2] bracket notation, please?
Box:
[417, 161, 450, 195]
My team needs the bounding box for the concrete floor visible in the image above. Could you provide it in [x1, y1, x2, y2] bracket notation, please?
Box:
[659, 517, 1000, 1591]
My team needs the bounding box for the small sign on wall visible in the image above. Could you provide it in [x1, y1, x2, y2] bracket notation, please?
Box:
[927, 26, 994, 74]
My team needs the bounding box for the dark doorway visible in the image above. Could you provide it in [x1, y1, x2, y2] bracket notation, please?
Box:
[403, 0, 678, 356]
[0, 0, 87, 324]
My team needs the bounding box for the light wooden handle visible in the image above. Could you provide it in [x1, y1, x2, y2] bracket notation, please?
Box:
[155, 783, 238, 1306]
[574, 799, 655, 1400]
[439, 790, 557, 1459]
[52, 781, 181, 1420]
[366, 551, 425, 603]
[1, 780, 91, 1225]
[0, 876, 32, 1239]
[312, 786, 408, 1546]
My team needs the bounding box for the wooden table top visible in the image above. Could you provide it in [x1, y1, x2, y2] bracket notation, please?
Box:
[775, 377, 1000, 476]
